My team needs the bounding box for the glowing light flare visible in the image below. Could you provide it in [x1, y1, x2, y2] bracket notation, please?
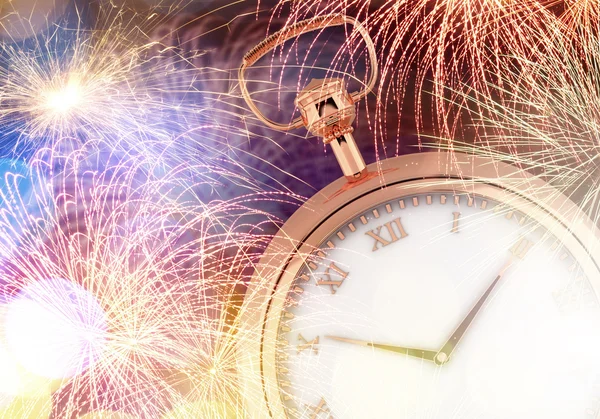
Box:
[0, 4, 254, 164]
[42, 77, 83, 116]
[4, 278, 108, 380]
[30, 72, 106, 136]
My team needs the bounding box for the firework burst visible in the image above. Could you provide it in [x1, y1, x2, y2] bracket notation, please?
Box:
[0, 129, 301, 418]
[0, 1, 345, 418]
[0, 0, 259, 164]
[422, 11, 600, 225]
[267, 0, 600, 154]
[0, 37, 149, 146]
[559, 0, 600, 29]
[10, 0, 600, 418]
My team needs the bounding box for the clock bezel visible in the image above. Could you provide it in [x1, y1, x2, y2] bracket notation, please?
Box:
[237, 151, 600, 418]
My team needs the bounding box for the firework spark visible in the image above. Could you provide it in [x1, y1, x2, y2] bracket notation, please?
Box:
[0, 137, 299, 418]
[0, 1, 355, 418]
[267, 0, 600, 154]
[0, 0, 261, 165]
[0, 3, 310, 414]
[417, 10, 600, 226]
[6, 0, 600, 418]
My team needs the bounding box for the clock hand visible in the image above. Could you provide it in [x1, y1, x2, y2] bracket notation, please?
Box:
[325, 335, 438, 361]
[434, 258, 514, 365]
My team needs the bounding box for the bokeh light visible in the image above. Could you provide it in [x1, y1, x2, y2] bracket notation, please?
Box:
[4, 278, 108, 380]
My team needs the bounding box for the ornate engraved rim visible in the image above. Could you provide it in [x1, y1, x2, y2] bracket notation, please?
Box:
[237, 151, 600, 418]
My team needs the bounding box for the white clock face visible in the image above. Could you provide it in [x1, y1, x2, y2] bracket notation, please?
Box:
[273, 192, 600, 418]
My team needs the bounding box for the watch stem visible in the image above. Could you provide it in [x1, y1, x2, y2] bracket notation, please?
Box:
[327, 129, 367, 181]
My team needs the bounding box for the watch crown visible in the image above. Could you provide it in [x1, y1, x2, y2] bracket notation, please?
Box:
[296, 78, 355, 138]
[296, 78, 366, 182]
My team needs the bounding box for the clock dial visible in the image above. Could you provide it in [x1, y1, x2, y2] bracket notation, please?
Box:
[273, 193, 600, 418]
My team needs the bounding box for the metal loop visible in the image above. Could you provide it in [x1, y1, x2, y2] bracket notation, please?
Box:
[238, 15, 378, 132]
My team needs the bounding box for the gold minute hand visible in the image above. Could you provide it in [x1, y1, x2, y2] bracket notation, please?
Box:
[325, 336, 438, 362]
[434, 258, 515, 365]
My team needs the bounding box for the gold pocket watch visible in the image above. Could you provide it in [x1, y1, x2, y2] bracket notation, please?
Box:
[237, 15, 600, 419]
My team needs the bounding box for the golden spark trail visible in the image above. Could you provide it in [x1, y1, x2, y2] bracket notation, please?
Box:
[425, 12, 600, 226]
[0, 138, 295, 418]
[0, 2, 310, 417]
[271, 0, 599, 153]
[0, 0, 260, 164]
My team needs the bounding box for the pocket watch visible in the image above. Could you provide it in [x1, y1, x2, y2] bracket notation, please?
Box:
[237, 15, 600, 419]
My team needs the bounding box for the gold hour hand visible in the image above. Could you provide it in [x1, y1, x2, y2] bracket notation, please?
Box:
[325, 336, 438, 362]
